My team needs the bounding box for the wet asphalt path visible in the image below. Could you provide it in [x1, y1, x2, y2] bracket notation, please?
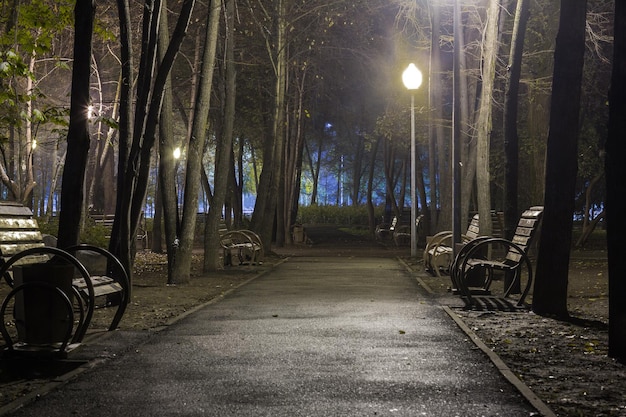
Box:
[5, 252, 536, 416]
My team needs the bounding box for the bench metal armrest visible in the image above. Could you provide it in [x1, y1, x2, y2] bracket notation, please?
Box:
[0, 246, 94, 343]
[450, 237, 533, 308]
[65, 244, 130, 331]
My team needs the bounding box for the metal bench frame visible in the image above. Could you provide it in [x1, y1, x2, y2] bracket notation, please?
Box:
[449, 206, 543, 310]
[0, 203, 129, 357]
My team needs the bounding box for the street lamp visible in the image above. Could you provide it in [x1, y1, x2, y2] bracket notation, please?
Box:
[402, 63, 423, 258]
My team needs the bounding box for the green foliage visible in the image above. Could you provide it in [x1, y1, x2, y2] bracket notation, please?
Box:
[35, 216, 111, 247]
[35, 215, 58, 237]
[80, 222, 111, 248]
[0, 50, 32, 133]
[0, 0, 74, 54]
[0, 0, 74, 140]
[297, 204, 383, 225]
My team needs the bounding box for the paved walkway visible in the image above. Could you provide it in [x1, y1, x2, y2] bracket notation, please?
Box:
[4, 254, 539, 416]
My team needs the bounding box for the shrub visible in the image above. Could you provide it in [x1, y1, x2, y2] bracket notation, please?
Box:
[36, 216, 110, 248]
[296, 205, 384, 226]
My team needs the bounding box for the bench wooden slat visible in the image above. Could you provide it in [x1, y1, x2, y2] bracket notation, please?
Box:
[0, 218, 40, 229]
[73, 276, 123, 298]
[0, 204, 36, 217]
[0, 242, 46, 257]
[0, 231, 43, 243]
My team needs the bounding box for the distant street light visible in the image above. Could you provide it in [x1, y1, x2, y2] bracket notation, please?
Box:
[402, 63, 423, 258]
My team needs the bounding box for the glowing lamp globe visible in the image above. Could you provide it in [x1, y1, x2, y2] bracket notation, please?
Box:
[402, 63, 422, 90]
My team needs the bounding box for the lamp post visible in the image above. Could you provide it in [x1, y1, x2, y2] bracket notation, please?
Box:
[402, 63, 423, 258]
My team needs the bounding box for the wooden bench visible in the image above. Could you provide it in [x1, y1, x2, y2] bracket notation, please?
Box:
[423, 213, 481, 277]
[91, 213, 148, 249]
[391, 214, 425, 247]
[0, 202, 129, 357]
[449, 206, 544, 310]
[218, 222, 264, 267]
[375, 209, 424, 247]
[423, 211, 503, 277]
[375, 216, 394, 241]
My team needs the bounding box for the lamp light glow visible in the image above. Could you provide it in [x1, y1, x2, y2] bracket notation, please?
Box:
[402, 63, 423, 91]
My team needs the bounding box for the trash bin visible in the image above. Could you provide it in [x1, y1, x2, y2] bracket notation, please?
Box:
[13, 263, 74, 345]
[292, 225, 304, 243]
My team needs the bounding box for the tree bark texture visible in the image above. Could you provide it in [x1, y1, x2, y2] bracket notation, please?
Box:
[475, 0, 500, 237]
[251, 0, 287, 251]
[503, 0, 530, 240]
[533, 0, 587, 317]
[427, 2, 442, 234]
[171, 0, 220, 280]
[156, 0, 181, 282]
[204, 0, 234, 272]
[58, 0, 95, 249]
[606, 0, 626, 362]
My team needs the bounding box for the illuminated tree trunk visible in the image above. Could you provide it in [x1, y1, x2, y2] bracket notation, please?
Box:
[250, 0, 287, 251]
[503, 0, 530, 240]
[475, 0, 500, 237]
[171, 0, 221, 280]
[57, 0, 94, 248]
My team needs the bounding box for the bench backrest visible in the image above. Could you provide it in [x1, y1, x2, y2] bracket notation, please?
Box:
[465, 211, 504, 239]
[465, 214, 480, 240]
[506, 206, 544, 264]
[91, 214, 115, 228]
[0, 202, 45, 265]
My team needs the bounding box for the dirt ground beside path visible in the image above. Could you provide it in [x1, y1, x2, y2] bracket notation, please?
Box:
[0, 226, 624, 417]
[403, 252, 625, 417]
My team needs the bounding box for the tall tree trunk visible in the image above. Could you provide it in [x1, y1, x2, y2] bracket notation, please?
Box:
[112, 0, 194, 279]
[157, 0, 180, 282]
[304, 133, 323, 205]
[284, 70, 307, 243]
[503, 0, 530, 240]
[204, 0, 233, 272]
[169, 0, 220, 280]
[383, 142, 401, 218]
[351, 135, 364, 206]
[606, 0, 626, 362]
[111, 0, 162, 277]
[367, 137, 382, 236]
[459, 7, 478, 226]
[533, 0, 587, 317]
[251, 0, 287, 251]
[57, 0, 94, 249]
[475, 0, 500, 237]
[113, 0, 133, 256]
[427, 1, 442, 234]
[575, 173, 603, 247]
